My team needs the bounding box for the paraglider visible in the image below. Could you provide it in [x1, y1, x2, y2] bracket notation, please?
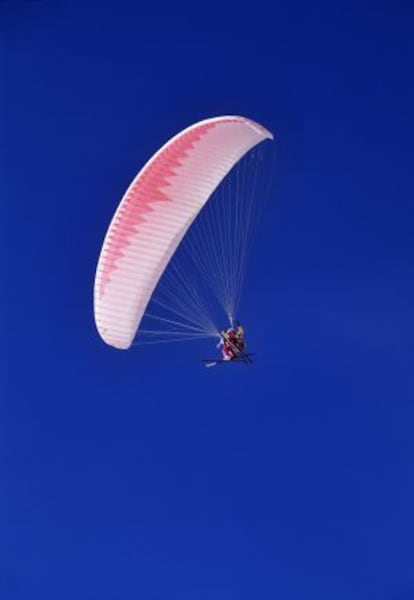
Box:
[202, 322, 252, 367]
[94, 115, 274, 361]
[217, 322, 246, 361]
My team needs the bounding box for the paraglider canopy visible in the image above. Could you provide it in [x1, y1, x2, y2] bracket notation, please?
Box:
[94, 116, 273, 349]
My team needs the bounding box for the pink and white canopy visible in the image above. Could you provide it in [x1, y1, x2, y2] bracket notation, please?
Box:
[94, 115, 273, 349]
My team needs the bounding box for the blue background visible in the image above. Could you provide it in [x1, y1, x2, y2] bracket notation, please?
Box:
[2, 1, 414, 598]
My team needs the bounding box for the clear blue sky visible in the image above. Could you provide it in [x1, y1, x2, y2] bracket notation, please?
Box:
[2, 1, 414, 598]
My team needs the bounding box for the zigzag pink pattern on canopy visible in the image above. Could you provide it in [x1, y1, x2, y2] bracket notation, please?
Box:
[94, 116, 273, 349]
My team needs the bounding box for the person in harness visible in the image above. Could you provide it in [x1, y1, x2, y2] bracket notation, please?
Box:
[217, 321, 245, 361]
